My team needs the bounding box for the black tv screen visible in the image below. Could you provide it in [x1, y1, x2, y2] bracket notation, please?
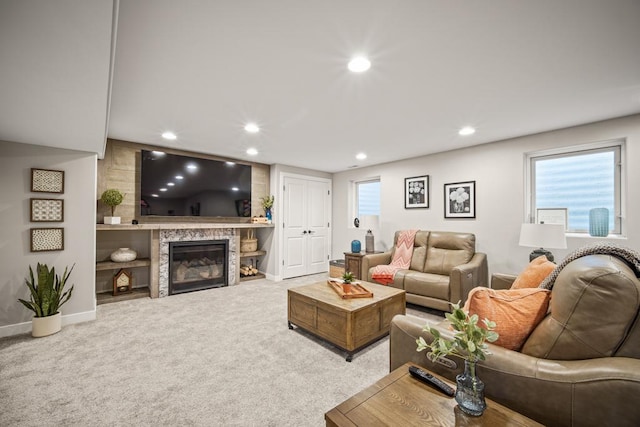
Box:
[140, 150, 252, 217]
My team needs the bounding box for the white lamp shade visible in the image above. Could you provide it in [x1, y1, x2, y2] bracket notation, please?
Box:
[360, 215, 379, 232]
[519, 223, 567, 249]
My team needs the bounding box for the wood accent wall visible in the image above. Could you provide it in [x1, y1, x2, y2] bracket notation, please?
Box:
[97, 139, 270, 224]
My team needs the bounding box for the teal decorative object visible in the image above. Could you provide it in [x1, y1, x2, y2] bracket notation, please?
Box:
[351, 240, 361, 253]
[589, 208, 609, 237]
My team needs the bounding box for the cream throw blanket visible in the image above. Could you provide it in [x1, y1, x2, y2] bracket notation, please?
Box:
[371, 229, 418, 285]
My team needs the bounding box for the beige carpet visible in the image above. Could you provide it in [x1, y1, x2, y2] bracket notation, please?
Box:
[0, 274, 442, 426]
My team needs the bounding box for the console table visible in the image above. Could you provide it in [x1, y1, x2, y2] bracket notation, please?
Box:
[325, 363, 542, 426]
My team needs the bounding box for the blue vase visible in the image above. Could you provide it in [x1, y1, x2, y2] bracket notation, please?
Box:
[351, 240, 361, 253]
[265, 208, 272, 222]
[589, 208, 609, 237]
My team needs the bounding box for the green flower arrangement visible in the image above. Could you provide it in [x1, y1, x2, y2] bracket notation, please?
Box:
[261, 195, 274, 210]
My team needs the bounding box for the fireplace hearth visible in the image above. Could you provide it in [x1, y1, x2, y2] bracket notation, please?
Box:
[169, 240, 228, 295]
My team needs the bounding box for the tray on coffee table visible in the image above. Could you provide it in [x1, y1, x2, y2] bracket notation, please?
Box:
[327, 280, 374, 299]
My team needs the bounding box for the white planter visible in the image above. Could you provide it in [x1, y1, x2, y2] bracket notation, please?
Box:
[104, 216, 121, 225]
[32, 312, 62, 338]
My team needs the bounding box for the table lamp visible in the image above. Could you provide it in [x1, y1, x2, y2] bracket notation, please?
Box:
[360, 215, 380, 253]
[519, 223, 567, 262]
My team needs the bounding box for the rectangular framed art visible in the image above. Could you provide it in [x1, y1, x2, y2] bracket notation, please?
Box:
[31, 168, 64, 194]
[536, 208, 568, 230]
[444, 181, 476, 218]
[405, 175, 429, 208]
[30, 228, 64, 252]
[30, 198, 64, 222]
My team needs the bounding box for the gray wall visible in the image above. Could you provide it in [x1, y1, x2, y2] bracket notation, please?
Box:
[0, 141, 97, 337]
[331, 114, 640, 277]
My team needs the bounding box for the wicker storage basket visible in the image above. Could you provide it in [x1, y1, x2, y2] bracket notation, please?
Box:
[240, 238, 258, 252]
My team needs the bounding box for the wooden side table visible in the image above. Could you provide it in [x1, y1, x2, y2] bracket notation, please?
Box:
[325, 363, 543, 426]
[344, 251, 382, 280]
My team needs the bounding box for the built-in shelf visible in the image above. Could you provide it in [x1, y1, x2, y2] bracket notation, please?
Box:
[240, 250, 266, 258]
[239, 273, 266, 281]
[95, 258, 151, 271]
[96, 287, 150, 305]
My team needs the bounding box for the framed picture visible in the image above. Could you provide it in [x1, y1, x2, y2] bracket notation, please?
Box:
[405, 175, 429, 208]
[444, 181, 476, 218]
[30, 228, 64, 252]
[31, 168, 64, 194]
[536, 208, 568, 230]
[30, 198, 64, 222]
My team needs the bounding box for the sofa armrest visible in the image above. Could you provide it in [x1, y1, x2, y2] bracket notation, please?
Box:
[361, 251, 391, 280]
[449, 252, 488, 306]
[390, 314, 640, 427]
[490, 273, 516, 290]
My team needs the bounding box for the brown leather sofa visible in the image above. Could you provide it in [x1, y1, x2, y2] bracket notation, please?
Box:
[361, 230, 487, 311]
[389, 254, 640, 426]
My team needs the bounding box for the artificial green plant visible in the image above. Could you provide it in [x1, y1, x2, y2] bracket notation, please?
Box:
[100, 188, 124, 216]
[18, 263, 75, 318]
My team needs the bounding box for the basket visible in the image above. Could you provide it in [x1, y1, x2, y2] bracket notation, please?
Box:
[240, 238, 258, 252]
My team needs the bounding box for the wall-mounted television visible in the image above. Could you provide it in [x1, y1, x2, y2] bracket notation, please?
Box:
[140, 150, 252, 217]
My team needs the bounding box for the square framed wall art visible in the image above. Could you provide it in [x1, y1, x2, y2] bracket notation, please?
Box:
[31, 168, 65, 194]
[30, 198, 64, 222]
[405, 175, 429, 208]
[30, 228, 64, 252]
[444, 181, 476, 218]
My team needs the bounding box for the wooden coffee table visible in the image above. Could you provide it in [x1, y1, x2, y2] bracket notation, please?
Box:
[287, 280, 405, 361]
[325, 363, 543, 426]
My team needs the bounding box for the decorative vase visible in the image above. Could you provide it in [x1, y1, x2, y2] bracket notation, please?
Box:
[351, 240, 361, 253]
[455, 360, 486, 417]
[265, 208, 272, 223]
[110, 247, 137, 262]
[32, 312, 62, 338]
[104, 216, 121, 225]
[589, 208, 609, 237]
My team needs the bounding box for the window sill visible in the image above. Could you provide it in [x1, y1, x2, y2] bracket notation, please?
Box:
[565, 233, 627, 240]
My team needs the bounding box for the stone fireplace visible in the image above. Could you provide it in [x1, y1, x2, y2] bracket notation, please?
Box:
[159, 228, 238, 297]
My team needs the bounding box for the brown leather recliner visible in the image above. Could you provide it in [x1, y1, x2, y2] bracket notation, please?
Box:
[389, 254, 640, 426]
[361, 230, 488, 311]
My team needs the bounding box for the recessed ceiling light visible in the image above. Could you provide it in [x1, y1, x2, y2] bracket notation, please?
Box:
[231, 187, 239, 191]
[225, 161, 236, 166]
[356, 152, 367, 160]
[175, 175, 183, 180]
[159, 188, 167, 192]
[152, 150, 166, 156]
[186, 164, 198, 170]
[167, 182, 174, 186]
[459, 126, 476, 136]
[161, 131, 177, 140]
[244, 123, 260, 133]
[246, 148, 258, 156]
[151, 194, 159, 197]
[348, 57, 371, 73]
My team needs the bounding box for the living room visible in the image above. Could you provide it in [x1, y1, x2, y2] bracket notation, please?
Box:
[1, 1, 640, 426]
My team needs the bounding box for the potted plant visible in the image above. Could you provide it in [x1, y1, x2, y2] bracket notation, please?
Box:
[261, 195, 274, 223]
[341, 271, 354, 293]
[101, 188, 124, 224]
[416, 302, 498, 416]
[18, 263, 75, 337]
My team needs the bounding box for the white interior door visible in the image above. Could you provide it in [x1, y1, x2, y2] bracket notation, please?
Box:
[282, 175, 330, 279]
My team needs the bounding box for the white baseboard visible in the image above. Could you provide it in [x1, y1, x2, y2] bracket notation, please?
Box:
[0, 309, 96, 339]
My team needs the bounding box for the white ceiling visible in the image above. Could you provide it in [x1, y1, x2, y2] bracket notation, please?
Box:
[2, 1, 640, 173]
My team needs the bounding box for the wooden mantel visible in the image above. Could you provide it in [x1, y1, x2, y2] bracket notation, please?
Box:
[96, 222, 274, 231]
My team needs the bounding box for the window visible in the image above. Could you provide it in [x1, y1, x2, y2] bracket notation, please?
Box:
[527, 140, 623, 234]
[355, 179, 380, 218]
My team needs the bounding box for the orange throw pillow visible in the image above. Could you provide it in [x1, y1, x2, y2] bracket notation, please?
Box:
[463, 287, 551, 351]
[510, 255, 556, 289]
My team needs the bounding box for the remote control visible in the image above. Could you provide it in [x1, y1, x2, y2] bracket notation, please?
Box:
[408, 366, 455, 397]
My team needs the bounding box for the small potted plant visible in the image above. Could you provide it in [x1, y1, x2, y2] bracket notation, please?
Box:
[416, 302, 498, 416]
[18, 263, 75, 337]
[261, 195, 274, 223]
[101, 188, 124, 224]
[341, 271, 355, 293]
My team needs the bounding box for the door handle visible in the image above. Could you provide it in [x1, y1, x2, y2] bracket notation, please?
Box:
[302, 230, 308, 234]
[308, 230, 315, 234]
